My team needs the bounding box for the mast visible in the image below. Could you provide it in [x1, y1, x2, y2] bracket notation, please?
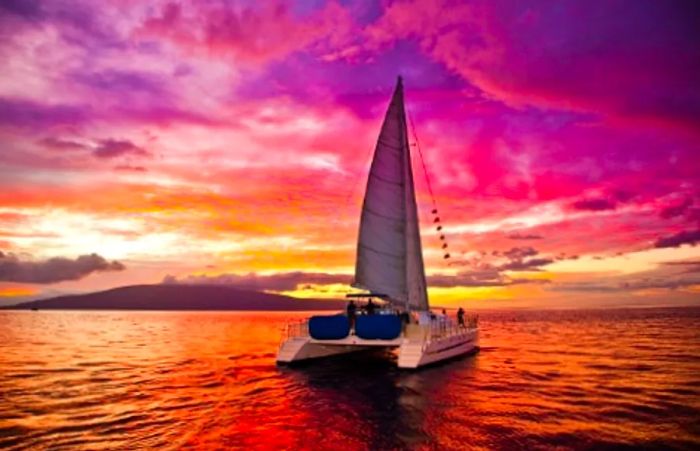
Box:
[352, 77, 430, 311]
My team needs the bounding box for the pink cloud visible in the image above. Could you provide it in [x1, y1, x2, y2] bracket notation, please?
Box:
[570, 197, 617, 212]
[362, 0, 700, 134]
[138, 1, 356, 64]
[0, 0, 698, 305]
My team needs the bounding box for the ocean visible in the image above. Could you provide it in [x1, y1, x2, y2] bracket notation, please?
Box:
[0, 308, 698, 450]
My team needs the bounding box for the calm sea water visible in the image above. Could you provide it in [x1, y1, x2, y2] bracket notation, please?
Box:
[0, 308, 699, 450]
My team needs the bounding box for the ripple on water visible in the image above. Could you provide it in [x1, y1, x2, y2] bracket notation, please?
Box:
[0, 308, 699, 450]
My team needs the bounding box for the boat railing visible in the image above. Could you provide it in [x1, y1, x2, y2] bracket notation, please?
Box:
[283, 319, 309, 340]
[282, 313, 477, 343]
[424, 314, 479, 347]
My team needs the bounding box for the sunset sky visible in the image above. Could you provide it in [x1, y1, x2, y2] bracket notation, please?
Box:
[1, 0, 699, 308]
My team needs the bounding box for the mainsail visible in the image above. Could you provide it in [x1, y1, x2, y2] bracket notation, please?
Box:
[352, 77, 429, 311]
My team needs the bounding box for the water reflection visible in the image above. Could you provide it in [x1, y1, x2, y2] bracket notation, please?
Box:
[0, 309, 699, 450]
[286, 350, 435, 449]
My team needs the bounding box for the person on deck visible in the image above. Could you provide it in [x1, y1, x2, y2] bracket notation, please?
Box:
[366, 298, 376, 315]
[457, 307, 465, 327]
[347, 300, 357, 329]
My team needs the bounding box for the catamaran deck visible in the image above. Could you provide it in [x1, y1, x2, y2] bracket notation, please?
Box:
[278, 315, 479, 368]
[308, 336, 404, 346]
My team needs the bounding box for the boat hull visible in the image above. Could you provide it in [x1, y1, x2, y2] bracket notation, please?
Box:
[276, 327, 479, 368]
[276, 336, 376, 364]
[397, 328, 479, 369]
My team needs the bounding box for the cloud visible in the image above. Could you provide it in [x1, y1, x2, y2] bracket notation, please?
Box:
[163, 272, 351, 291]
[552, 272, 700, 293]
[360, 1, 700, 134]
[551, 256, 700, 293]
[0, 97, 88, 129]
[661, 260, 700, 273]
[495, 246, 538, 260]
[499, 257, 554, 272]
[114, 165, 147, 172]
[555, 253, 579, 261]
[0, 0, 42, 20]
[428, 267, 502, 287]
[570, 197, 617, 211]
[38, 137, 87, 151]
[489, 246, 555, 271]
[94, 139, 149, 159]
[654, 229, 700, 248]
[507, 232, 543, 240]
[1, 0, 699, 308]
[0, 97, 221, 131]
[72, 69, 169, 98]
[429, 268, 548, 287]
[37, 135, 152, 164]
[139, 1, 354, 64]
[0, 251, 125, 284]
[660, 198, 693, 219]
[164, 268, 549, 291]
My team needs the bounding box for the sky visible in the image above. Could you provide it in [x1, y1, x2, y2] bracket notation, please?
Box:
[0, 0, 699, 308]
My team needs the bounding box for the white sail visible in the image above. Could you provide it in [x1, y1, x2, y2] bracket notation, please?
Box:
[353, 77, 429, 311]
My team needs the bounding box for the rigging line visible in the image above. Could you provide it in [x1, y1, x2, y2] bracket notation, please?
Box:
[408, 107, 457, 263]
[407, 109, 437, 210]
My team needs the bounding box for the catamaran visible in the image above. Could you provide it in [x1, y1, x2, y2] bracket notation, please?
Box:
[277, 77, 479, 369]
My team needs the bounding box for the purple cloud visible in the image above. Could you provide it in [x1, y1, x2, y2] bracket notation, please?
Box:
[507, 233, 543, 240]
[660, 198, 693, 219]
[164, 272, 352, 291]
[0, 251, 125, 283]
[552, 273, 700, 293]
[488, 246, 557, 271]
[164, 268, 550, 290]
[571, 197, 617, 211]
[502, 246, 538, 260]
[429, 269, 548, 287]
[499, 258, 555, 272]
[419, 0, 700, 132]
[39, 137, 86, 151]
[0, 98, 88, 129]
[72, 70, 168, 96]
[0, 0, 42, 19]
[94, 139, 149, 159]
[654, 229, 700, 248]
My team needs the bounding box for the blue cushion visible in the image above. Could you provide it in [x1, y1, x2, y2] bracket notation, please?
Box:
[309, 315, 350, 340]
[355, 315, 402, 340]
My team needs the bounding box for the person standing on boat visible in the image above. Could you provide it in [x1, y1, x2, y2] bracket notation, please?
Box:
[347, 300, 357, 329]
[457, 307, 465, 327]
[366, 298, 376, 315]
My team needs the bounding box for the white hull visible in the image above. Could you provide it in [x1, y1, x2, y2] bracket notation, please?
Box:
[277, 336, 376, 364]
[277, 321, 479, 369]
[397, 327, 478, 368]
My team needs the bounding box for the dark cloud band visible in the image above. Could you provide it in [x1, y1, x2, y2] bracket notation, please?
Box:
[0, 252, 125, 284]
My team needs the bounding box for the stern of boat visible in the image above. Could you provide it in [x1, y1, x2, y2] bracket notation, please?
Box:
[276, 318, 377, 364]
[397, 315, 479, 369]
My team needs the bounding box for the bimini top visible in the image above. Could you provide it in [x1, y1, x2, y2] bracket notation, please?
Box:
[352, 77, 430, 312]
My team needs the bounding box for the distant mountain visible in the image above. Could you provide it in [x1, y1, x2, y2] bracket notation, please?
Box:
[4, 284, 346, 311]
